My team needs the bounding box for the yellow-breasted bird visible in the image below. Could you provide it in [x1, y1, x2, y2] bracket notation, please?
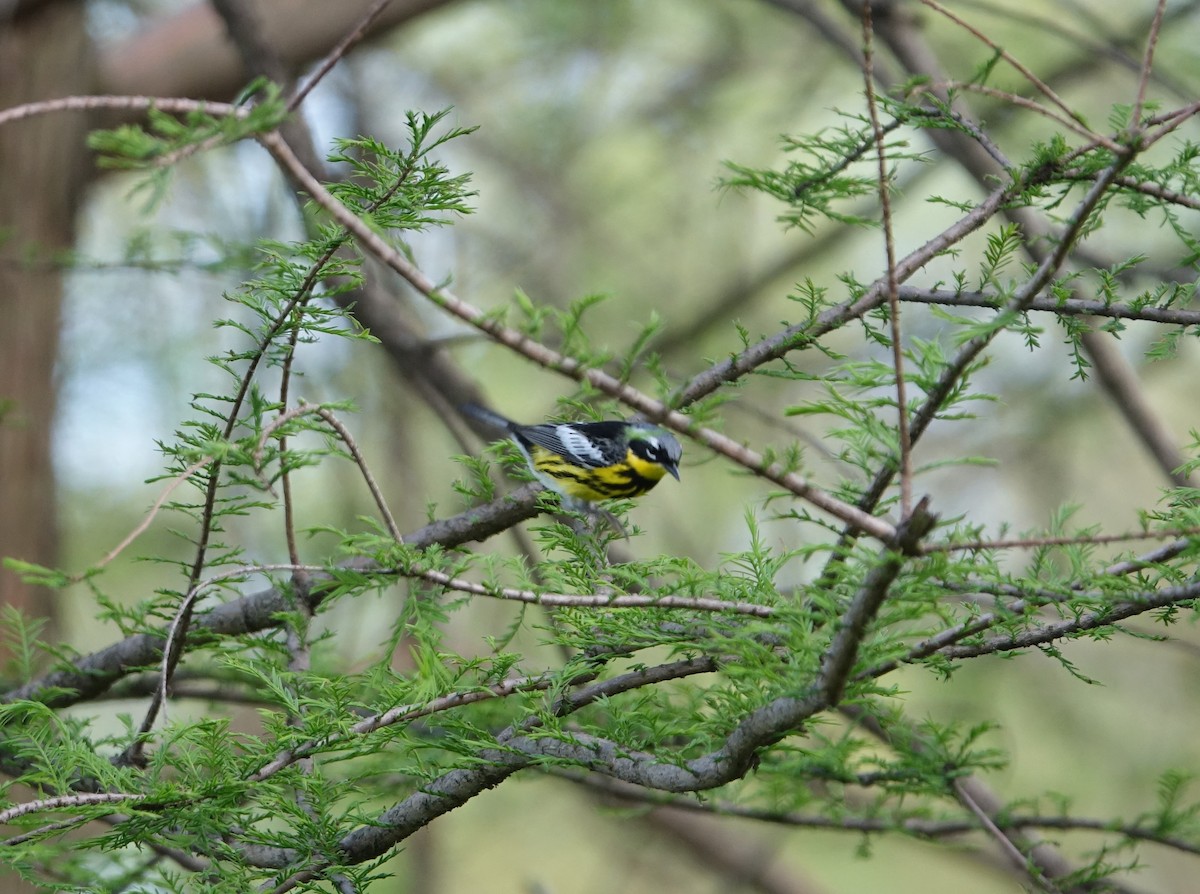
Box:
[461, 403, 682, 511]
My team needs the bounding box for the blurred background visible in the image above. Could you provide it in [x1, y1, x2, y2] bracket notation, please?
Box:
[3, 0, 1200, 891]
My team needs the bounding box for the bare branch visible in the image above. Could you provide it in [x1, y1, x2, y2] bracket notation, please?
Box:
[820, 499, 936, 703]
[255, 403, 401, 541]
[411, 567, 776, 616]
[288, 0, 395, 111]
[862, 4, 912, 516]
[0, 791, 145, 826]
[918, 0, 1079, 125]
[922, 524, 1200, 554]
[73, 456, 212, 580]
[1131, 0, 1169, 129]
[953, 778, 1064, 894]
[930, 80, 1123, 150]
[897, 285, 1200, 326]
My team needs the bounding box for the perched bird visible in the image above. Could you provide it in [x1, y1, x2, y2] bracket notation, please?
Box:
[461, 403, 682, 510]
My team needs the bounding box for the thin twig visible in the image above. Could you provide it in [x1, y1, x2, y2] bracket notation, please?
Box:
[1104, 538, 1193, 576]
[953, 779, 1064, 894]
[71, 457, 212, 580]
[1, 815, 93, 848]
[897, 285, 1200, 325]
[412, 567, 776, 616]
[674, 179, 1015, 408]
[1140, 98, 1200, 149]
[288, 0, 395, 111]
[933, 81, 1123, 151]
[857, 606, 1023, 682]
[1131, 0, 1169, 130]
[918, 0, 1092, 131]
[255, 403, 401, 541]
[922, 524, 1200, 554]
[862, 4, 912, 517]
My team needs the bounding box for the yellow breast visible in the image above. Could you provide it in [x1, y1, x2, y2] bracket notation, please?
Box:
[526, 445, 665, 501]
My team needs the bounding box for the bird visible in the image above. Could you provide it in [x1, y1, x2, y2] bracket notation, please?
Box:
[460, 403, 682, 511]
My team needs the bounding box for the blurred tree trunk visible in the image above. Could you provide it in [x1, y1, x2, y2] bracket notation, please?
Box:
[0, 0, 94, 656]
[99, 0, 449, 101]
[0, 7, 95, 894]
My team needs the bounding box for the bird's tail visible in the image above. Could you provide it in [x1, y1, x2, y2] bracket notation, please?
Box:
[459, 402, 517, 434]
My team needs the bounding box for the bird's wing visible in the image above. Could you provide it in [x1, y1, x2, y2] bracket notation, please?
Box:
[516, 422, 626, 467]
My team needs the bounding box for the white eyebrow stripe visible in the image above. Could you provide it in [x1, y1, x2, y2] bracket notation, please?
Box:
[556, 424, 606, 463]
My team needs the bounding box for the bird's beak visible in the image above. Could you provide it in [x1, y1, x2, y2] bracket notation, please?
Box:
[666, 463, 680, 481]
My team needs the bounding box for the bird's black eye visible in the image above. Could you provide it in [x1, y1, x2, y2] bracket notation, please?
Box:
[631, 439, 660, 462]
[631, 435, 679, 466]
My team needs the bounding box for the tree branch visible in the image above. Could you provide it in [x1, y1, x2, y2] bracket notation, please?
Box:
[3, 486, 540, 709]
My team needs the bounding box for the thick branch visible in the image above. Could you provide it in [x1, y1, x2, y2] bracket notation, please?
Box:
[820, 500, 936, 703]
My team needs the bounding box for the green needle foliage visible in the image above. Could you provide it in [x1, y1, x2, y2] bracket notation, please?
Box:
[5, 10, 1200, 893]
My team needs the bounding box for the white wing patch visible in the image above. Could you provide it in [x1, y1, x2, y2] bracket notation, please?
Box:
[556, 424, 606, 464]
